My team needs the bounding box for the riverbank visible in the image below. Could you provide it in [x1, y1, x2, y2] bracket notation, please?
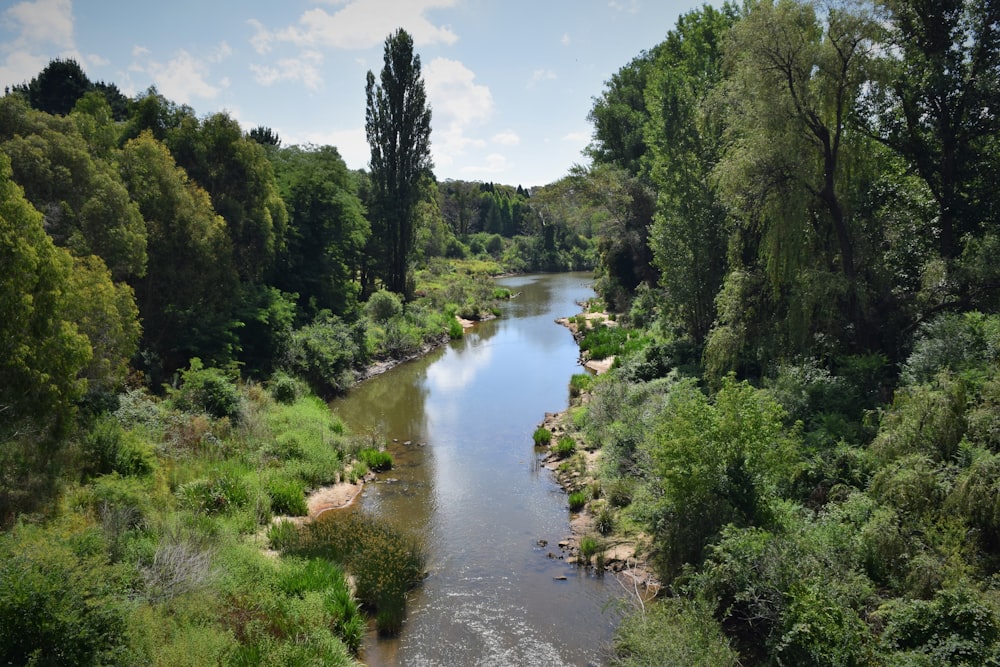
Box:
[538, 313, 660, 595]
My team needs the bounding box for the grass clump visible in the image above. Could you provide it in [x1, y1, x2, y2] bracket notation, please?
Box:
[287, 512, 427, 636]
[568, 491, 588, 512]
[533, 427, 553, 446]
[555, 436, 577, 458]
[357, 447, 393, 472]
[579, 534, 603, 565]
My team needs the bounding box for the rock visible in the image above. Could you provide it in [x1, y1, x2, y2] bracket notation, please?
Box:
[553, 575, 568, 581]
[403, 440, 412, 446]
[537, 539, 548, 547]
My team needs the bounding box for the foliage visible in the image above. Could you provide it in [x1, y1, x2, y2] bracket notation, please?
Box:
[357, 447, 393, 472]
[365, 28, 433, 296]
[82, 415, 155, 478]
[285, 512, 427, 635]
[533, 427, 552, 446]
[568, 491, 588, 512]
[169, 358, 243, 421]
[283, 313, 367, 395]
[611, 597, 740, 667]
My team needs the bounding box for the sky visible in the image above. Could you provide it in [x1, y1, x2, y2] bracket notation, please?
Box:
[0, 0, 705, 187]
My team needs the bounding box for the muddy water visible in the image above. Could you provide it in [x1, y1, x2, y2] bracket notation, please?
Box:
[328, 272, 622, 666]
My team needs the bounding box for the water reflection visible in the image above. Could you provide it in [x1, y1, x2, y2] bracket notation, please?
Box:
[330, 273, 620, 666]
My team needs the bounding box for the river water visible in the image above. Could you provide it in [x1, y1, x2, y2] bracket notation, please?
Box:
[327, 272, 622, 666]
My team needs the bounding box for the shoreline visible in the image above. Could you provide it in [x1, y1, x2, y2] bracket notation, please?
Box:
[540, 313, 660, 594]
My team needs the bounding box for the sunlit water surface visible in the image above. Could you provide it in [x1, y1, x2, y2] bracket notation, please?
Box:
[328, 273, 623, 666]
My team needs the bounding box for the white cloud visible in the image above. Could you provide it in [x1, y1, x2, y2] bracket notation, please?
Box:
[560, 33, 570, 46]
[135, 49, 225, 103]
[528, 68, 556, 87]
[492, 130, 520, 146]
[284, 126, 370, 170]
[562, 130, 590, 143]
[250, 0, 459, 52]
[2, 0, 74, 50]
[251, 50, 324, 91]
[424, 57, 494, 169]
[608, 0, 639, 13]
[462, 153, 510, 175]
[0, 0, 75, 86]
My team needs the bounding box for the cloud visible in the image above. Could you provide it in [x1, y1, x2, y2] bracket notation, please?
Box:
[0, 0, 75, 85]
[562, 130, 590, 143]
[491, 130, 520, 146]
[132, 48, 229, 103]
[251, 50, 324, 91]
[528, 68, 556, 87]
[561, 33, 571, 46]
[462, 153, 510, 175]
[250, 0, 459, 53]
[424, 57, 494, 168]
[284, 125, 370, 170]
[2, 0, 74, 50]
[608, 0, 640, 13]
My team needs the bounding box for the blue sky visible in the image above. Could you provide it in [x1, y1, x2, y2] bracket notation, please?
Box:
[1, 0, 704, 187]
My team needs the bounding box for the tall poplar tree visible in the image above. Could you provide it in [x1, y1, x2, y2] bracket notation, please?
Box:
[365, 28, 433, 297]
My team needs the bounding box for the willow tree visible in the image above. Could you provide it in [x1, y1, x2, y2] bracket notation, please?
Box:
[365, 28, 433, 297]
[710, 0, 877, 367]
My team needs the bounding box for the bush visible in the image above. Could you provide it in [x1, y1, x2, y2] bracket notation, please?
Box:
[0, 526, 131, 666]
[533, 427, 552, 446]
[267, 520, 300, 551]
[82, 414, 155, 477]
[365, 289, 403, 323]
[289, 512, 427, 636]
[579, 534, 602, 565]
[171, 358, 243, 421]
[357, 448, 393, 472]
[179, 470, 251, 515]
[568, 491, 587, 512]
[268, 372, 303, 404]
[267, 476, 308, 516]
[555, 436, 577, 458]
[284, 314, 367, 395]
[612, 597, 740, 667]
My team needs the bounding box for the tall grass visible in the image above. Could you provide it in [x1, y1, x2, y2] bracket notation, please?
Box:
[284, 512, 427, 635]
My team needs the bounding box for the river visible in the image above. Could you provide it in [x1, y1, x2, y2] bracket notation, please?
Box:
[327, 272, 622, 666]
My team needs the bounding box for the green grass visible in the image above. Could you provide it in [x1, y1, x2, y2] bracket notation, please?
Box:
[357, 447, 393, 472]
[568, 491, 588, 512]
[533, 427, 553, 446]
[555, 436, 577, 458]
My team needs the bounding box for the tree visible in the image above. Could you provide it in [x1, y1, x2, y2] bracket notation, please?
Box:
[645, 4, 738, 345]
[271, 144, 369, 319]
[11, 58, 91, 116]
[120, 132, 239, 379]
[365, 28, 433, 296]
[868, 0, 1000, 261]
[0, 153, 90, 433]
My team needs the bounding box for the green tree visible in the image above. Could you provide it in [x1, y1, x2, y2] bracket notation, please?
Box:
[365, 28, 433, 297]
[120, 131, 239, 378]
[10, 58, 91, 116]
[0, 96, 147, 281]
[272, 145, 369, 319]
[0, 153, 90, 431]
[645, 4, 737, 344]
[168, 112, 288, 283]
[868, 0, 1000, 261]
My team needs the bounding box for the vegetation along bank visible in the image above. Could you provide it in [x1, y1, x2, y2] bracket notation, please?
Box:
[7, 0, 1000, 664]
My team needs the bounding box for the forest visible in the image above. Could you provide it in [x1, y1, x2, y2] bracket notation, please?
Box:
[2, 0, 1000, 663]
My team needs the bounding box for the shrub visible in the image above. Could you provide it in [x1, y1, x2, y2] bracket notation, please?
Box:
[569, 373, 594, 398]
[579, 534, 602, 565]
[533, 427, 552, 446]
[267, 476, 308, 516]
[0, 527, 131, 666]
[595, 505, 615, 535]
[555, 436, 577, 458]
[365, 289, 404, 323]
[179, 471, 251, 515]
[357, 448, 393, 472]
[612, 597, 740, 667]
[268, 372, 303, 404]
[568, 491, 587, 512]
[284, 314, 367, 395]
[171, 358, 243, 421]
[289, 512, 427, 636]
[82, 415, 155, 477]
[267, 520, 300, 551]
